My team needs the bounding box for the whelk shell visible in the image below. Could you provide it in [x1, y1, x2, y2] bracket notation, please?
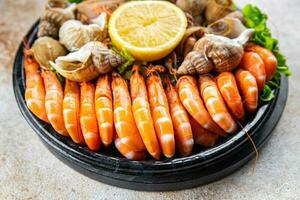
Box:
[76, 0, 124, 23]
[177, 29, 254, 75]
[205, 0, 234, 24]
[38, 3, 76, 39]
[31, 36, 67, 69]
[59, 17, 108, 52]
[51, 41, 124, 82]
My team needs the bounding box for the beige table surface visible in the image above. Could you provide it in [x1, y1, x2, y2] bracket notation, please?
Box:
[1, 0, 299, 199]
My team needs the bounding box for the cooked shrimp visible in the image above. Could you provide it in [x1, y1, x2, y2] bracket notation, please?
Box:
[80, 82, 101, 151]
[24, 50, 48, 123]
[177, 76, 226, 137]
[240, 52, 266, 91]
[164, 77, 194, 156]
[130, 65, 161, 159]
[146, 67, 175, 158]
[216, 72, 245, 121]
[246, 43, 277, 81]
[63, 80, 85, 144]
[112, 72, 146, 152]
[189, 115, 219, 147]
[42, 70, 68, 136]
[199, 75, 237, 134]
[95, 75, 114, 147]
[115, 136, 146, 160]
[235, 69, 259, 113]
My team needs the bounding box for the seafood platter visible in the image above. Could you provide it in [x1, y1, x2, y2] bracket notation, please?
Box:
[13, 0, 290, 191]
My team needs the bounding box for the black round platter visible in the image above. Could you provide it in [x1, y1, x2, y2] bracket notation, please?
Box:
[13, 21, 289, 191]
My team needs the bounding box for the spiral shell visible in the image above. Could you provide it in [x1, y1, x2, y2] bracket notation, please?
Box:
[46, 0, 68, 9]
[38, 4, 76, 39]
[205, 0, 234, 24]
[177, 29, 254, 75]
[51, 41, 124, 82]
[59, 17, 107, 52]
[31, 37, 67, 69]
[176, 0, 206, 25]
[207, 17, 246, 39]
[76, 0, 124, 23]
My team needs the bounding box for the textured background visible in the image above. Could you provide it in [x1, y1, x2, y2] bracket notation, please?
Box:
[0, 0, 299, 199]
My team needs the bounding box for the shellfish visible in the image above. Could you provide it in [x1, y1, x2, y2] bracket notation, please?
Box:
[59, 17, 108, 52]
[38, 4, 76, 39]
[205, 0, 234, 24]
[176, 0, 206, 25]
[76, 0, 124, 23]
[46, 0, 68, 9]
[177, 29, 254, 75]
[31, 37, 67, 69]
[207, 16, 246, 39]
[50, 41, 124, 82]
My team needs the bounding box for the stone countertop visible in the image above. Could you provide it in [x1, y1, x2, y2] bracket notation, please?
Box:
[0, 0, 299, 199]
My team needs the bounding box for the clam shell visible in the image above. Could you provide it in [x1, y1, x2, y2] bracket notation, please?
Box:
[31, 36, 67, 69]
[59, 17, 107, 52]
[51, 41, 123, 82]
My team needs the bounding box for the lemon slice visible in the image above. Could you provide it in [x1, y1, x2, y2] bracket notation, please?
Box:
[109, 1, 187, 61]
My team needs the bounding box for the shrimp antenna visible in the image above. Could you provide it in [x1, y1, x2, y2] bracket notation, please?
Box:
[145, 64, 166, 77]
[237, 121, 259, 175]
[22, 38, 34, 60]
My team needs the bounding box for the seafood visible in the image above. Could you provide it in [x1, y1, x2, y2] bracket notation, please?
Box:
[130, 65, 161, 159]
[95, 75, 114, 147]
[205, 0, 234, 24]
[76, 0, 124, 23]
[80, 82, 101, 151]
[177, 29, 254, 75]
[246, 43, 277, 81]
[42, 70, 68, 136]
[240, 52, 266, 91]
[31, 37, 67, 70]
[164, 77, 194, 156]
[51, 41, 123, 82]
[63, 80, 85, 144]
[216, 72, 245, 121]
[59, 19, 107, 52]
[189, 115, 219, 147]
[24, 50, 48, 123]
[112, 72, 146, 152]
[146, 67, 175, 158]
[207, 17, 246, 39]
[46, 0, 68, 9]
[235, 69, 258, 113]
[38, 4, 76, 39]
[199, 75, 237, 134]
[225, 10, 245, 23]
[177, 76, 226, 136]
[176, 0, 206, 25]
[115, 136, 146, 160]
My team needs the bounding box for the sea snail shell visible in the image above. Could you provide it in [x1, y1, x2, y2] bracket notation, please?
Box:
[59, 16, 108, 52]
[50, 41, 124, 82]
[177, 29, 254, 75]
[31, 36, 67, 70]
[38, 3, 76, 39]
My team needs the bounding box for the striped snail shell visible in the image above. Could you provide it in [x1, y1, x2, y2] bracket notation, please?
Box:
[51, 41, 124, 82]
[177, 29, 254, 75]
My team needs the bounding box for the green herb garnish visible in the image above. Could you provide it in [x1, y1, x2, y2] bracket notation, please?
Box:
[111, 45, 135, 74]
[68, 0, 83, 3]
[242, 4, 291, 101]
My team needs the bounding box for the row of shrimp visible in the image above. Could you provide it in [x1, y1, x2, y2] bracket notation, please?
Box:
[23, 43, 277, 160]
